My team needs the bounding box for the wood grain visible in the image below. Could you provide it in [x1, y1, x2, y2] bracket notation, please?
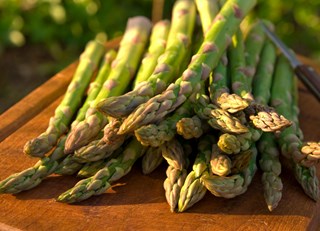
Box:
[0, 39, 319, 231]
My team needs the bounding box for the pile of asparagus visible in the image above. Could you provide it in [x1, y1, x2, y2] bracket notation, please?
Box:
[1, 0, 319, 212]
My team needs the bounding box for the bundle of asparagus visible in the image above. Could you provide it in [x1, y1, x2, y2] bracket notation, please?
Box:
[0, 0, 319, 213]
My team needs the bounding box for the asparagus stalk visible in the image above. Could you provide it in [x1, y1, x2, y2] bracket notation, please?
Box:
[73, 119, 127, 162]
[208, 107, 249, 134]
[195, 0, 247, 113]
[176, 115, 204, 139]
[97, 0, 197, 118]
[0, 50, 116, 192]
[249, 39, 283, 211]
[301, 142, 320, 157]
[244, 20, 266, 89]
[141, 146, 164, 175]
[134, 99, 194, 147]
[71, 49, 117, 128]
[271, 56, 320, 166]
[57, 138, 145, 203]
[258, 133, 283, 211]
[291, 76, 319, 201]
[24, 40, 106, 157]
[195, 0, 219, 35]
[178, 135, 215, 212]
[209, 52, 249, 113]
[75, 21, 171, 161]
[118, 0, 258, 134]
[0, 136, 67, 193]
[217, 127, 261, 154]
[64, 16, 152, 154]
[193, 94, 249, 134]
[162, 138, 188, 211]
[202, 145, 258, 198]
[164, 166, 188, 212]
[77, 160, 106, 178]
[132, 20, 171, 87]
[252, 41, 276, 104]
[208, 54, 230, 104]
[229, 30, 253, 100]
[276, 65, 319, 201]
[230, 146, 255, 174]
[192, 0, 220, 54]
[210, 144, 232, 176]
[161, 138, 188, 171]
[77, 147, 124, 178]
[54, 154, 84, 175]
[290, 77, 304, 139]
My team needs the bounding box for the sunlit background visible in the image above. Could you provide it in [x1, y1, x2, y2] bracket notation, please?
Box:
[0, 0, 319, 113]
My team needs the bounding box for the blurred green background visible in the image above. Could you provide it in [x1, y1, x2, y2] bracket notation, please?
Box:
[0, 0, 319, 113]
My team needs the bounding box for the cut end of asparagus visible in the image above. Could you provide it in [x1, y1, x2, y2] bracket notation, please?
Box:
[247, 103, 293, 132]
[216, 92, 249, 113]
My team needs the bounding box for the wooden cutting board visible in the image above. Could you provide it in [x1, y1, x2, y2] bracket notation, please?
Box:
[0, 39, 319, 231]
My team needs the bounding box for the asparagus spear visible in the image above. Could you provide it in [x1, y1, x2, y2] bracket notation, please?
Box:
[72, 119, 127, 162]
[290, 77, 304, 140]
[229, 30, 253, 100]
[77, 147, 124, 178]
[161, 138, 188, 212]
[210, 144, 232, 176]
[118, 0, 258, 134]
[54, 154, 85, 176]
[0, 49, 117, 192]
[290, 77, 319, 201]
[301, 142, 320, 158]
[141, 146, 164, 175]
[249, 39, 283, 211]
[56, 118, 128, 175]
[64, 16, 152, 154]
[178, 135, 215, 212]
[202, 145, 258, 198]
[193, 94, 249, 134]
[57, 138, 145, 203]
[208, 107, 249, 134]
[271, 56, 320, 166]
[192, 0, 219, 61]
[71, 49, 117, 128]
[164, 166, 188, 212]
[252, 41, 276, 105]
[273, 62, 319, 201]
[195, 0, 219, 35]
[216, 92, 250, 114]
[74, 20, 171, 162]
[229, 29, 290, 132]
[77, 160, 107, 178]
[132, 20, 171, 87]
[258, 133, 283, 211]
[176, 115, 204, 139]
[24, 40, 106, 157]
[0, 136, 67, 193]
[230, 146, 255, 174]
[195, 0, 247, 113]
[134, 100, 194, 147]
[244, 20, 266, 89]
[217, 127, 261, 154]
[208, 54, 230, 104]
[161, 138, 188, 171]
[97, 0, 197, 118]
